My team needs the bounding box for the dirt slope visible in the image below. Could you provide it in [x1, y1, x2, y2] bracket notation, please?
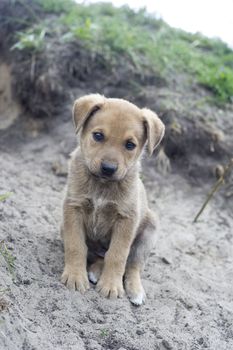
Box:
[0, 113, 233, 350]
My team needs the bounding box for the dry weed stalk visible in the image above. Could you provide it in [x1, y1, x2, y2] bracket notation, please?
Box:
[193, 158, 233, 223]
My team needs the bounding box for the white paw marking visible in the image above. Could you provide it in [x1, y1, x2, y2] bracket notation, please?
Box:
[130, 292, 146, 306]
[88, 271, 98, 284]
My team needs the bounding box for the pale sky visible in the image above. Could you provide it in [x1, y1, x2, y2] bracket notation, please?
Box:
[81, 0, 233, 47]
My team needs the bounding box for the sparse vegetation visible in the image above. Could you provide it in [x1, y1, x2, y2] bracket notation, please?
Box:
[8, 0, 233, 104]
[11, 27, 47, 52]
[198, 65, 233, 104]
[36, 0, 74, 13]
[0, 241, 15, 277]
[0, 193, 12, 202]
[100, 328, 109, 337]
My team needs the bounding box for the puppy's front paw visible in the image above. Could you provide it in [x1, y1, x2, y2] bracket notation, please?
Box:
[96, 274, 125, 299]
[127, 288, 146, 306]
[125, 277, 146, 306]
[61, 267, 89, 293]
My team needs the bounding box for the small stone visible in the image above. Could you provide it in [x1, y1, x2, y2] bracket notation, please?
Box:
[162, 339, 173, 349]
[156, 334, 163, 339]
[150, 327, 157, 334]
[198, 337, 204, 345]
[23, 279, 31, 285]
[161, 257, 171, 265]
[0, 298, 8, 312]
[179, 298, 193, 310]
[136, 329, 144, 335]
[51, 160, 67, 176]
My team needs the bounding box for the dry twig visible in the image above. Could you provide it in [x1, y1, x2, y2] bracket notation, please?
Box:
[193, 158, 233, 223]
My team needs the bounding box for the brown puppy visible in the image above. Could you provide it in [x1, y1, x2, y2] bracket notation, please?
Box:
[61, 94, 165, 305]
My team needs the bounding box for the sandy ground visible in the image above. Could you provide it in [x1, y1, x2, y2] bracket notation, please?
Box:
[0, 115, 233, 350]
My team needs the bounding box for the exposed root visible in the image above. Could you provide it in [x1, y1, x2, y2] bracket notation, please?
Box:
[155, 147, 171, 175]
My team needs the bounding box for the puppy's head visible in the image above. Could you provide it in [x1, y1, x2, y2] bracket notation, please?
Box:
[73, 94, 165, 181]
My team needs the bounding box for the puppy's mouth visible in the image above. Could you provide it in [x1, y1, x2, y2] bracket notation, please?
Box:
[88, 167, 124, 182]
[90, 171, 119, 182]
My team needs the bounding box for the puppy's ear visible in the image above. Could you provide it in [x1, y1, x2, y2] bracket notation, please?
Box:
[142, 108, 165, 156]
[72, 94, 105, 134]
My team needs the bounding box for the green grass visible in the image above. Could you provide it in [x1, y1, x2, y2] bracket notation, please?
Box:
[36, 0, 74, 13]
[11, 0, 233, 104]
[198, 65, 233, 103]
[0, 193, 12, 202]
[11, 26, 47, 52]
[99, 328, 109, 337]
[0, 288, 9, 294]
[0, 241, 15, 277]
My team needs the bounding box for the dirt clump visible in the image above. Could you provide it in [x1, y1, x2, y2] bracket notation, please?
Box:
[0, 63, 21, 130]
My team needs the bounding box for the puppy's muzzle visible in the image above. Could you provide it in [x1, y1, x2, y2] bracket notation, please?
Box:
[101, 161, 118, 177]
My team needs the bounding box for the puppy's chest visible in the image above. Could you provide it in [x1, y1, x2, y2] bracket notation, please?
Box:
[83, 196, 118, 239]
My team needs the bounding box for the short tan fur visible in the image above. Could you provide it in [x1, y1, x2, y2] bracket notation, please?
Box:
[61, 94, 165, 305]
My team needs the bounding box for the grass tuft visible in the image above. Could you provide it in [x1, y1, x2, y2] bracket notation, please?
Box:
[198, 66, 233, 103]
[0, 241, 16, 277]
[11, 26, 47, 52]
[35, 0, 74, 13]
[100, 328, 109, 337]
[0, 193, 12, 202]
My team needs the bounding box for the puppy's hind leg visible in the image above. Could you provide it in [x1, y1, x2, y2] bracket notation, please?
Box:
[88, 258, 104, 284]
[124, 210, 157, 306]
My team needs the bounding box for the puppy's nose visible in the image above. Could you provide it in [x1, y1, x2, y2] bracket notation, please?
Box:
[101, 162, 118, 177]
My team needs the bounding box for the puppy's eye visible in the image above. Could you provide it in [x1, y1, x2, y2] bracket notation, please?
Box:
[93, 132, 104, 142]
[125, 140, 136, 150]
